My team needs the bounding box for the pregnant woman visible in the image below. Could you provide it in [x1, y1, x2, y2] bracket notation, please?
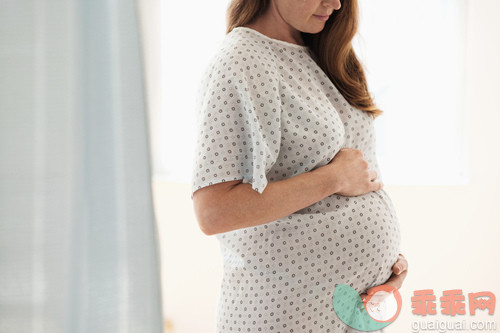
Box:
[191, 0, 408, 331]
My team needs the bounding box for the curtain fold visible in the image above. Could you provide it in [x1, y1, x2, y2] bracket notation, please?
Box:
[0, 0, 164, 332]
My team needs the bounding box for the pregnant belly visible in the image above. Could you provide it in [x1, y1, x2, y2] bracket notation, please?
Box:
[216, 188, 401, 294]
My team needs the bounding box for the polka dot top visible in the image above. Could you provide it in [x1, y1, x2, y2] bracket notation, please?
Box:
[191, 26, 401, 333]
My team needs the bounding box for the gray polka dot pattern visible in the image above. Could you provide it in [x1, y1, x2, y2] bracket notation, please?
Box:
[191, 27, 401, 333]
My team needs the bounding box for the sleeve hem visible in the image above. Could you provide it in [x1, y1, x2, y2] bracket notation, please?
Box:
[191, 176, 268, 199]
[241, 177, 267, 195]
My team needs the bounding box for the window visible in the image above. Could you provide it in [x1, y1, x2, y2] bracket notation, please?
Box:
[157, 0, 230, 183]
[157, 0, 468, 185]
[353, 0, 468, 185]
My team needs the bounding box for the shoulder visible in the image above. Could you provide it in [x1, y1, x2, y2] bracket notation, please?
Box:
[204, 28, 279, 81]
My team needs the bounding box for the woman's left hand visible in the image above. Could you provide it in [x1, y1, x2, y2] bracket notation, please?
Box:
[359, 253, 408, 304]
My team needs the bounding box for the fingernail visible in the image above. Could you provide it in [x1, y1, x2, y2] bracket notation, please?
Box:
[395, 265, 402, 274]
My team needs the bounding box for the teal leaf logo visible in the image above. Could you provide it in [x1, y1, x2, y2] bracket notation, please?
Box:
[332, 284, 402, 331]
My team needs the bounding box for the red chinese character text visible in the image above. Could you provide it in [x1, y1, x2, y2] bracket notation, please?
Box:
[469, 291, 496, 315]
[440, 289, 466, 316]
[412, 289, 437, 316]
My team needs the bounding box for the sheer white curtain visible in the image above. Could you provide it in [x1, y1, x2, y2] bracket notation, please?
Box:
[0, 0, 163, 332]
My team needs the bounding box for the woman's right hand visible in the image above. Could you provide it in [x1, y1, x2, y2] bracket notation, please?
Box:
[193, 147, 383, 235]
[318, 148, 383, 196]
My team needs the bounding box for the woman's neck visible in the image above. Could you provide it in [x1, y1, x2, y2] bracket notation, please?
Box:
[243, 10, 305, 46]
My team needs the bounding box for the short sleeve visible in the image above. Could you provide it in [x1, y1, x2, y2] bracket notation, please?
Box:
[190, 50, 282, 198]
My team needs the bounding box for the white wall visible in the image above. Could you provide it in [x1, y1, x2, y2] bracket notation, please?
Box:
[136, 0, 162, 178]
[146, 1, 500, 332]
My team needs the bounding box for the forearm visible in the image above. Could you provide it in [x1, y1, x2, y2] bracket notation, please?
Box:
[204, 166, 340, 235]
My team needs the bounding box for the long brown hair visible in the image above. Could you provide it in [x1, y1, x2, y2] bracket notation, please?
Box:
[226, 0, 382, 119]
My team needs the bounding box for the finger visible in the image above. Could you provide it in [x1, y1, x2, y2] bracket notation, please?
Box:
[392, 254, 408, 274]
[368, 170, 378, 182]
[365, 266, 409, 297]
[385, 270, 408, 290]
[393, 256, 408, 275]
[368, 292, 392, 305]
[366, 284, 395, 295]
[397, 253, 407, 264]
[370, 181, 384, 192]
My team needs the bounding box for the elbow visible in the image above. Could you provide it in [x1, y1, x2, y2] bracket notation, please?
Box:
[197, 214, 218, 236]
[192, 183, 242, 236]
[193, 200, 224, 236]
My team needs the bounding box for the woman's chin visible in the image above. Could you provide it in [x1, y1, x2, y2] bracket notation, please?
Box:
[302, 24, 327, 35]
